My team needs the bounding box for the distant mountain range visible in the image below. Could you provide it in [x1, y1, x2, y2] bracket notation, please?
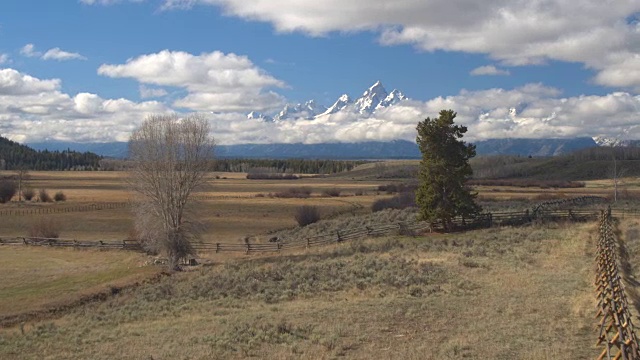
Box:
[245, 80, 407, 122]
[21, 81, 639, 160]
[28, 137, 600, 160]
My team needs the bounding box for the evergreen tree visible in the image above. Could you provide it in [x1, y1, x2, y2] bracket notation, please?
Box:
[415, 110, 481, 230]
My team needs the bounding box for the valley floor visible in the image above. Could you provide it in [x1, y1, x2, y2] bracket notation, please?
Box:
[0, 223, 597, 359]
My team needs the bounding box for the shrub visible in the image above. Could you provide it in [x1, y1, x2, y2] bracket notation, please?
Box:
[0, 179, 17, 203]
[322, 188, 341, 197]
[22, 188, 35, 201]
[295, 205, 320, 227]
[274, 187, 312, 198]
[53, 191, 66, 202]
[372, 192, 416, 212]
[39, 189, 52, 203]
[28, 218, 61, 239]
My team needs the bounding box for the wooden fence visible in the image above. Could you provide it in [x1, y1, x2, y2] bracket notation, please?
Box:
[595, 208, 640, 360]
[0, 207, 601, 255]
[0, 236, 142, 250]
[0, 202, 129, 216]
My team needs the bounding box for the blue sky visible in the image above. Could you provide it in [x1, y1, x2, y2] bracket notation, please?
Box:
[1, 0, 640, 145]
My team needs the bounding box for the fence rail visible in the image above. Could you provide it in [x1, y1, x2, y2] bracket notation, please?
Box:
[595, 209, 640, 360]
[0, 237, 142, 250]
[0, 207, 601, 254]
[0, 202, 129, 216]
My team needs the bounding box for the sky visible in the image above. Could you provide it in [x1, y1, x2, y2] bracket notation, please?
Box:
[1, 0, 640, 145]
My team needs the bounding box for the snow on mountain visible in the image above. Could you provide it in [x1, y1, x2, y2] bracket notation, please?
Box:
[354, 80, 388, 114]
[246, 81, 408, 120]
[247, 111, 273, 122]
[274, 100, 327, 121]
[376, 89, 407, 110]
[320, 94, 352, 116]
[593, 136, 640, 147]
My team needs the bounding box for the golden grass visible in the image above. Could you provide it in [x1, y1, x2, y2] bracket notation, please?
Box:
[0, 223, 598, 359]
[0, 246, 157, 318]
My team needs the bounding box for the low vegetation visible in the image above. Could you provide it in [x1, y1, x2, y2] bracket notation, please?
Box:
[22, 188, 35, 201]
[38, 189, 52, 203]
[295, 205, 321, 227]
[28, 217, 62, 239]
[467, 178, 585, 188]
[274, 187, 313, 199]
[0, 178, 17, 203]
[53, 191, 66, 202]
[0, 222, 597, 359]
[371, 192, 415, 212]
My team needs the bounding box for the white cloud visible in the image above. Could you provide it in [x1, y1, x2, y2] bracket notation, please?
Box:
[20, 44, 40, 58]
[20, 43, 87, 61]
[4, 68, 640, 147]
[98, 50, 286, 112]
[139, 85, 168, 98]
[159, 0, 640, 89]
[0, 68, 61, 95]
[0, 68, 169, 143]
[42, 48, 87, 61]
[185, 83, 640, 146]
[0, 54, 9, 64]
[470, 65, 510, 76]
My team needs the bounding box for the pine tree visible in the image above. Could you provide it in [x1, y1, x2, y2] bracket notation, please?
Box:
[415, 109, 481, 230]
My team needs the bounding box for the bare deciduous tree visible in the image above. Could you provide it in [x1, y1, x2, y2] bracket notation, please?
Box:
[128, 114, 214, 270]
[16, 167, 29, 202]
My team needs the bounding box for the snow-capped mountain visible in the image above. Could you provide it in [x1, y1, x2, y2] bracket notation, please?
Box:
[274, 100, 326, 121]
[246, 81, 408, 121]
[247, 111, 273, 122]
[593, 136, 640, 147]
[354, 80, 388, 114]
[320, 94, 352, 116]
[377, 89, 407, 110]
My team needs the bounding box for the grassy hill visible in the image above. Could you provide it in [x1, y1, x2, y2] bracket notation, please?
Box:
[472, 146, 640, 181]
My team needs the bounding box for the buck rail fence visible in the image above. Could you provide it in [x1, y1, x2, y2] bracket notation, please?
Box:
[0, 202, 129, 216]
[595, 209, 640, 360]
[0, 207, 602, 254]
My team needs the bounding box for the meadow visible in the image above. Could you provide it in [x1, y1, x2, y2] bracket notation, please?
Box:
[0, 166, 635, 359]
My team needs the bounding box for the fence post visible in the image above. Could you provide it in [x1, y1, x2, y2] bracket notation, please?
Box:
[246, 243, 250, 254]
[336, 231, 342, 242]
[216, 243, 220, 253]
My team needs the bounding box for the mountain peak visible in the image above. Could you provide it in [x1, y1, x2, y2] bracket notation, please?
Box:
[247, 111, 273, 122]
[355, 81, 388, 115]
[320, 94, 351, 116]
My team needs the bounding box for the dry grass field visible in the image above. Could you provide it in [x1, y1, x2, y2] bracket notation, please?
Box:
[0, 246, 157, 319]
[0, 167, 636, 359]
[0, 223, 598, 359]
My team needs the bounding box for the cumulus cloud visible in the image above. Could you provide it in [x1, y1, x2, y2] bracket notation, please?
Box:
[4, 68, 640, 146]
[157, 0, 640, 90]
[0, 68, 169, 143]
[0, 68, 61, 95]
[42, 48, 87, 61]
[139, 85, 168, 99]
[470, 65, 510, 76]
[179, 83, 640, 146]
[98, 50, 286, 112]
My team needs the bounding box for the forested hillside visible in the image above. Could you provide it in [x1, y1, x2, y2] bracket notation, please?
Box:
[0, 136, 102, 170]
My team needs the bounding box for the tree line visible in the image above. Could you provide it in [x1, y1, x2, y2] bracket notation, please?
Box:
[0, 136, 102, 171]
[100, 157, 367, 174]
